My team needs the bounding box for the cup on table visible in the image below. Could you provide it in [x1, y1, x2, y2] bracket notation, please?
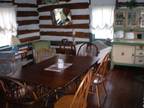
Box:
[57, 58, 64, 69]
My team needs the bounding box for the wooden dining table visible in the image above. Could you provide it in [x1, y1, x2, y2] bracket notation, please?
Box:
[0, 54, 98, 108]
[10, 54, 98, 90]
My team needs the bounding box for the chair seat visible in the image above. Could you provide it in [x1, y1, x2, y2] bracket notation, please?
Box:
[54, 95, 87, 108]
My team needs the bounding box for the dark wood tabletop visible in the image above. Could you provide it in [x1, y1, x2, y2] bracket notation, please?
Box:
[9, 55, 98, 90]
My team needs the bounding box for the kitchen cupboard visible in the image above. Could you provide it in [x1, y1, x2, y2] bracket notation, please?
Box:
[111, 40, 144, 69]
[112, 6, 144, 69]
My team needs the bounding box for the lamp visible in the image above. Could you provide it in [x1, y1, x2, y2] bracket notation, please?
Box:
[10, 36, 20, 52]
[11, 36, 20, 45]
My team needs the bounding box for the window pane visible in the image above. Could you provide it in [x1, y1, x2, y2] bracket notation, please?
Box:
[90, 6, 114, 39]
[0, 31, 11, 47]
[0, 7, 17, 47]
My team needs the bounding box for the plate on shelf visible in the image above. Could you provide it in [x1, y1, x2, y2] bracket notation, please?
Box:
[125, 32, 135, 39]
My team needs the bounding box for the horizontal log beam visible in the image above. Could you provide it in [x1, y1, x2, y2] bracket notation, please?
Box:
[18, 30, 39, 35]
[38, 3, 89, 12]
[40, 24, 89, 29]
[17, 11, 38, 17]
[39, 16, 52, 20]
[20, 36, 40, 43]
[71, 15, 89, 20]
[40, 31, 72, 36]
[15, 3, 37, 7]
[17, 20, 39, 26]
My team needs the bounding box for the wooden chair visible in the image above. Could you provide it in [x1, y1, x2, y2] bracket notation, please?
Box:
[32, 41, 56, 63]
[34, 48, 56, 63]
[77, 42, 99, 57]
[0, 77, 39, 106]
[54, 68, 93, 108]
[58, 39, 76, 55]
[90, 53, 110, 107]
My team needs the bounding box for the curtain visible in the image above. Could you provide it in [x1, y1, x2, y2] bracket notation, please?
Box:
[0, 7, 17, 47]
[90, 0, 115, 39]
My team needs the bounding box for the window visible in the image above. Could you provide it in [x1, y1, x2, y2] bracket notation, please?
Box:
[0, 7, 17, 47]
[90, 0, 115, 39]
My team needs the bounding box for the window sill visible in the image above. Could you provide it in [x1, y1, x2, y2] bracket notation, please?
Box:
[0, 46, 12, 51]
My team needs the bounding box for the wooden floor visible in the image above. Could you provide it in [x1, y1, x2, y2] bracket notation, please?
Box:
[1, 66, 144, 108]
[88, 66, 144, 108]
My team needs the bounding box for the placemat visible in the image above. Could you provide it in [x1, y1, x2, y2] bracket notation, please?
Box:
[44, 63, 72, 72]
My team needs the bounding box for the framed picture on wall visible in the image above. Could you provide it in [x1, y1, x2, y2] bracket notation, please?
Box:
[51, 8, 72, 26]
[140, 11, 144, 28]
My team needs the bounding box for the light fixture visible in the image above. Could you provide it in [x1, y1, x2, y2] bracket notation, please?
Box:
[10, 36, 20, 51]
[11, 36, 20, 45]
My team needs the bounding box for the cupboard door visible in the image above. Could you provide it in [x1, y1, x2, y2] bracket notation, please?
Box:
[114, 9, 126, 28]
[140, 10, 144, 28]
[112, 45, 135, 64]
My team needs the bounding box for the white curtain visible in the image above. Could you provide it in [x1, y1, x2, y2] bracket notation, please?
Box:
[90, 0, 115, 39]
[0, 7, 17, 47]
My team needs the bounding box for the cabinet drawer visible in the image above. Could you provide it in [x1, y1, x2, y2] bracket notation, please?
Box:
[135, 50, 144, 56]
[136, 46, 144, 50]
[135, 57, 144, 64]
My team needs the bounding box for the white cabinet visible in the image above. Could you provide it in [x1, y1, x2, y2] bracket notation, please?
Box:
[112, 45, 135, 64]
[111, 41, 144, 69]
[113, 5, 144, 69]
